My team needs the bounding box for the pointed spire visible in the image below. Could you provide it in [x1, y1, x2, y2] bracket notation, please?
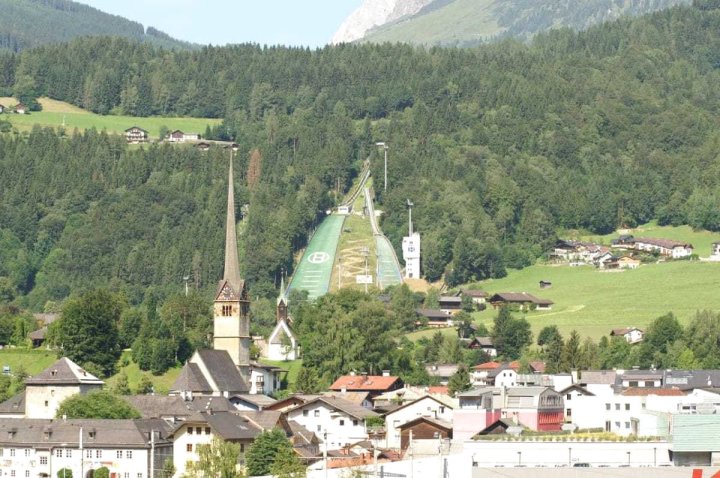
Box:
[224, 154, 242, 292]
[277, 274, 287, 306]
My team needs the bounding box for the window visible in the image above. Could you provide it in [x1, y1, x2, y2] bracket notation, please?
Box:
[56, 450, 62, 458]
[339, 420, 345, 426]
[0, 449, 2, 457]
[196, 427, 202, 434]
[25, 449, 30, 456]
[567, 408, 572, 418]
[605, 403, 610, 411]
[96, 450, 102, 459]
[240, 444, 245, 453]
[644, 381, 655, 388]
[353, 420, 358, 426]
[625, 403, 630, 411]
[316, 425, 321, 432]
[45, 401, 49, 407]
[615, 421, 620, 429]
[440, 406, 445, 414]
[186, 444, 193, 452]
[65, 449, 72, 458]
[25, 471, 30, 477]
[314, 410, 320, 417]
[137, 474, 142, 478]
[86, 450, 92, 458]
[566, 394, 572, 400]
[117, 451, 123, 459]
[205, 428, 211, 435]
[222, 305, 232, 316]
[126, 451, 132, 459]
[625, 422, 631, 429]
[629, 381, 639, 387]
[615, 403, 620, 410]
[40, 456, 48, 465]
[10, 449, 16, 457]
[10, 470, 15, 477]
[302, 410, 308, 417]
[124, 473, 130, 478]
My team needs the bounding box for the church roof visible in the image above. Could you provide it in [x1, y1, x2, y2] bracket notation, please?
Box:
[171, 363, 212, 393]
[223, 158, 244, 295]
[196, 350, 249, 394]
[25, 358, 104, 386]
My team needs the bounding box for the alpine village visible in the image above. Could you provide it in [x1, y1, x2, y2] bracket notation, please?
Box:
[3, 1, 720, 477]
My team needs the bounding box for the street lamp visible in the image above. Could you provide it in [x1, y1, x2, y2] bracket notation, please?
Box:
[375, 142, 388, 192]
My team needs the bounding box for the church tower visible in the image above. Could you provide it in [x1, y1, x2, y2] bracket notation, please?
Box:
[214, 156, 251, 380]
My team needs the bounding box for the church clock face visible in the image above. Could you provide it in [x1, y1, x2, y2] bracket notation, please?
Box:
[219, 284, 238, 301]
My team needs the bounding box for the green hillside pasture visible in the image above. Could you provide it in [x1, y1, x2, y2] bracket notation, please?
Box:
[106, 351, 182, 395]
[261, 359, 302, 390]
[472, 261, 720, 341]
[0, 348, 57, 376]
[364, 0, 502, 45]
[577, 221, 720, 259]
[0, 98, 221, 138]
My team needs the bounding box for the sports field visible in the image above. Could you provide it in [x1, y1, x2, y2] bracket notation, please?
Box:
[0, 97, 221, 138]
[287, 214, 346, 300]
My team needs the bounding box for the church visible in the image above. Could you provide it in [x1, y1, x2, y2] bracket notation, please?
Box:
[170, 156, 284, 399]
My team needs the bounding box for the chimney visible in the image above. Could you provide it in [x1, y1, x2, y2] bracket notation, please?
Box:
[571, 369, 579, 384]
[382, 370, 390, 377]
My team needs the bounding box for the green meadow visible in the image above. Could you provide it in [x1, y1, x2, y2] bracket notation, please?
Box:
[0, 97, 221, 138]
[0, 348, 57, 376]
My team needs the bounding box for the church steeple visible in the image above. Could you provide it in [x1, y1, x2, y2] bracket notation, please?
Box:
[224, 157, 242, 293]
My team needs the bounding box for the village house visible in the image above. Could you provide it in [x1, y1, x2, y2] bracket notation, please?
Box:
[166, 130, 201, 143]
[424, 364, 459, 385]
[383, 395, 457, 449]
[415, 308, 453, 327]
[461, 289, 488, 306]
[610, 327, 645, 344]
[613, 235, 694, 258]
[466, 337, 496, 357]
[329, 372, 402, 399]
[266, 290, 298, 361]
[488, 292, 553, 311]
[0, 418, 173, 478]
[284, 396, 379, 450]
[550, 240, 609, 265]
[502, 387, 564, 432]
[398, 416, 452, 450]
[124, 126, 149, 144]
[14, 103, 27, 114]
[438, 296, 463, 314]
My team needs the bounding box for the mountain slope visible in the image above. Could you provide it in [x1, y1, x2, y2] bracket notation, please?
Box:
[0, 0, 193, 52]
[354, 0, 692, 46]
[331, 0, 433, 44]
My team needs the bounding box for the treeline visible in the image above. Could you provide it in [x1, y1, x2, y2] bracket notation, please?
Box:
[0, 0, 191, 53]
[2, 3, 720, 301]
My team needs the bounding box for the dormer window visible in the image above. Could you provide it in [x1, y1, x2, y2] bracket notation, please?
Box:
[88, 430, 96, 439]
[51, 370, 57, 376]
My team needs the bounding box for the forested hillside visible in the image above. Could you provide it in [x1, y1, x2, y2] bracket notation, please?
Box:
[2, 2, 720, 313]
[0, 0, 192, 52]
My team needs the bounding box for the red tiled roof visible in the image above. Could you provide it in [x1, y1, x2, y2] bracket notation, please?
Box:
[473, 361, 501, 370]
[529, 361, 546, 373]
[427, 386, 449, 395]
[330, 375, 401, 392]
[621, 388, 686, 396]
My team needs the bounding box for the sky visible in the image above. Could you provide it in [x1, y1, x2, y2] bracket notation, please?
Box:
[79, 0, 362, 47]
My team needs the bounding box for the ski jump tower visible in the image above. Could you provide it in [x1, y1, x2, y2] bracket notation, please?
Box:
[402, 199, 421, 279]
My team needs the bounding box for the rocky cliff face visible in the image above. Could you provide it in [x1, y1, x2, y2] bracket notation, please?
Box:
[331, 0, 433, 44]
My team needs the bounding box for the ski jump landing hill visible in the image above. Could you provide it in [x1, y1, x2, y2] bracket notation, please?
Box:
[286, 166, 402, 300]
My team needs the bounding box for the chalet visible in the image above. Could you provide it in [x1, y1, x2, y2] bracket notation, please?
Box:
[330, 372, 403, 398]
[384, 395, 456, 449]
[124, 126, 149, 144]
[461, 289, 488, 305]
[166, 130, 201, 143]
[438, 296, 463, 314]
[14, 103, 27, 114]
[467, 336, 496, 357]
[550, 239, 609, 264]
[28, 327, 47, 348]
[616, 255, 641, 269]
[195, 142, 211, 151]
[488, 292, 553, 311]
[415, 308, 453, 327]
[610, 327, 644, 344]
[398, 417, 452, 450]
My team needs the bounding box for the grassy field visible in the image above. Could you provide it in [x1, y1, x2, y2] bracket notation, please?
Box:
[407, 224, 720, 343]
[0, 97, 221, 138]
[105, 351, 182, 395]
[261, 359, 302, 390]
[0, 348, 58, 376]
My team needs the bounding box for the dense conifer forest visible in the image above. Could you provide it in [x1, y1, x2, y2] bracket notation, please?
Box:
[2, 1, 720, 312]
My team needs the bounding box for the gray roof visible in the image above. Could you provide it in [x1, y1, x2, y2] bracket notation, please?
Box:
[580, 370, 617, 385]
[180, 412, 263, 441]
[397, 416, 452, 431]
[238, 410, 283, 431]
[458, 387, 497, 398]
[621, 370, 663, 381]
[0, 418, 170, 447]
[505, 386, 550, 397]
[416, 309, 450, 320]
[25, 358, 104, 386]
[231, 394, 278, 409]
[188, 396, 234, 413]
[171, 363, 212, 393]
[123, 395, 193, 419]
[28, 327, 47, 341]
[196, 350, 249, 393]
[664, 370, 720, 390]
[291, 396, 379, 420]
[425, 364, 459, 378]
[0, 391, 25, 415]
